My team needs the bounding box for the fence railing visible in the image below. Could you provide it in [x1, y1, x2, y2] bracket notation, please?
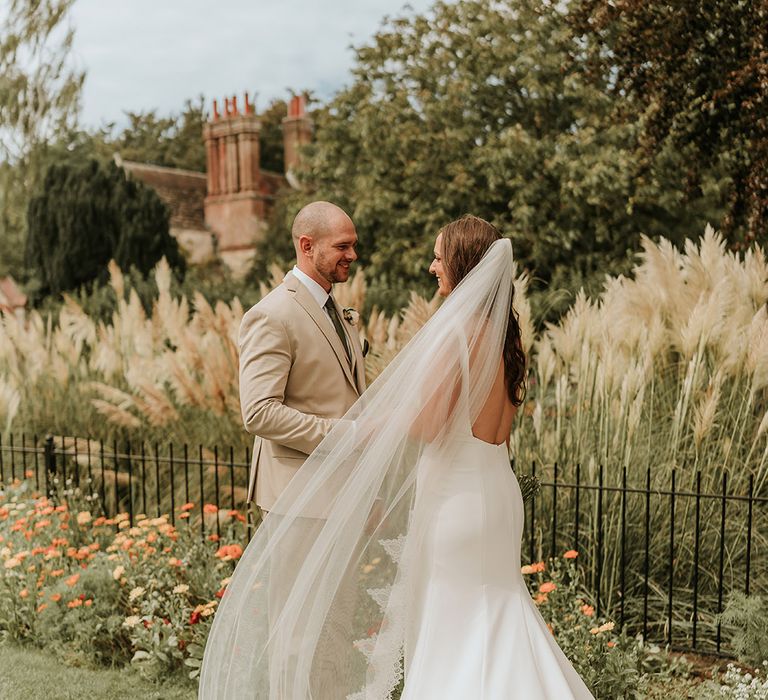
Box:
[0, 433, 254, 540]
[1, 433, 765, 658]
[521, 460, 767, 659]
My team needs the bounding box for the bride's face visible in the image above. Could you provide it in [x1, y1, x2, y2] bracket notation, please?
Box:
[428, 233, 451, 297]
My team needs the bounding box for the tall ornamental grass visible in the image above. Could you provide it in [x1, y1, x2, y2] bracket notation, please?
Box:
[510, 227, 768, 647]
[0, 226, 765, 649]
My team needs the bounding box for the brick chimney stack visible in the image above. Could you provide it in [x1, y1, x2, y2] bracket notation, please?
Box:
[203, 92, 265, 273]
[281, 95, 313, 174]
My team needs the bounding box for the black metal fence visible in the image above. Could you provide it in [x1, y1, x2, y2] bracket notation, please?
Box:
[521, 460, 767, 658]
[1, 433, 765, 658]
[0, 433, 254, 540]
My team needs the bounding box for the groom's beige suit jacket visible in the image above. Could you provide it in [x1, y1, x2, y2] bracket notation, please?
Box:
[238, 271, 366, 511]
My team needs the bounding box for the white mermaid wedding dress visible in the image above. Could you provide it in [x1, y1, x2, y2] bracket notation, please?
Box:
[199, 239, 593, 699]
[401, 432, 592, 699]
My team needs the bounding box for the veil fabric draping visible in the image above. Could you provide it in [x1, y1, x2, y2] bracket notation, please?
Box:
[200, 238, 517, 699]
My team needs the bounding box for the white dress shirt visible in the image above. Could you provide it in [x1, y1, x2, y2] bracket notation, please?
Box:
[291, 265, 331, 311]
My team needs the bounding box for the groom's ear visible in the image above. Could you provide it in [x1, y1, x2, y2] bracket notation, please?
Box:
[298, 235, 314, 256]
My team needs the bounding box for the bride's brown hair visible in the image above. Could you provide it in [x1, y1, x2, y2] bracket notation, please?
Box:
[439, 214, 527, 406]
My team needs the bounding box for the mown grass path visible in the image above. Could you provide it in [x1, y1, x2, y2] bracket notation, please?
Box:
[0, 644, 195, 700]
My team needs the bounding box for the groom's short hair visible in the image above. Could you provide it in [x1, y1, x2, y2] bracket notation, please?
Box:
[292, 201, 351, 249]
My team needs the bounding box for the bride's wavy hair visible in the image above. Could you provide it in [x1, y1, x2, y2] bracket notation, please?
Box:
[439, 214, 527, 406]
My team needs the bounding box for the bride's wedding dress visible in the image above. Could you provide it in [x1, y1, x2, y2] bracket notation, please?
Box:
[199, 239, 593, 699]
[402, 432, 592, 698]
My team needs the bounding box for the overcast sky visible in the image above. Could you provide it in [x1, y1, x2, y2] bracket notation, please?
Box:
[70, 0, 435, 129]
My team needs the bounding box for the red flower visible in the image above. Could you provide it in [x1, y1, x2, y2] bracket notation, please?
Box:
[189, 610, 201, 625]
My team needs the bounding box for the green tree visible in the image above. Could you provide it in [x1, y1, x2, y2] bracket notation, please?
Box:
[107, 97, 207, 172]
[254, 0, 726, 312]
[572, 0, 767, 247]
[0, 0, 83, 277]
[259, 98, 287, 173]
[25, 159, 185, 298]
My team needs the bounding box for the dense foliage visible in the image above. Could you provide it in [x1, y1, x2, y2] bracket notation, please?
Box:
[25, 159, 185, 298]
[573, 0, 768, 247]
[254, 0, 729, 313]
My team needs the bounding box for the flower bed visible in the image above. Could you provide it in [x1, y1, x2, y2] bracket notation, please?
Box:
[0, 479, 245, 680]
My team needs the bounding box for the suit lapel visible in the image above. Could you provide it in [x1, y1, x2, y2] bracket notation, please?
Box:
[331, 295, 367, 395]
[285, 273, 358, 392]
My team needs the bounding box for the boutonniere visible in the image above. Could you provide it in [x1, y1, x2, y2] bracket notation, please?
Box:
[343, 308, 360, 326]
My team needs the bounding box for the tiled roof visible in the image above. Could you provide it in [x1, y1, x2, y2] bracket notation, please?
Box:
[120, 159, 207, 231]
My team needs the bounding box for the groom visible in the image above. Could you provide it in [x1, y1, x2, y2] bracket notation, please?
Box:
[239, 200, 367, 515]
[239, 201, 366, 697]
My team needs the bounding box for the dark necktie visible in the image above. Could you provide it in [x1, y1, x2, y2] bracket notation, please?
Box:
[324, 296, 351, 363]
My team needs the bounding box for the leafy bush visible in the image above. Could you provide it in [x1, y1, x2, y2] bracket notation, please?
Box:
[25, 158, 185, 299]
[720, 593, 768, 666]
[521, 553, 690, 699]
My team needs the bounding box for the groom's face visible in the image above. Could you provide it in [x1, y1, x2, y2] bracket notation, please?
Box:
[312, 219, 358, 286]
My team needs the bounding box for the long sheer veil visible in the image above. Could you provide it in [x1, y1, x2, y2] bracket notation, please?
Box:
[199, 238, 517, 699]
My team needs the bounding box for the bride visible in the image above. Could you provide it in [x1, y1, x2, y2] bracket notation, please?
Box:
[200, 215, 594, 699]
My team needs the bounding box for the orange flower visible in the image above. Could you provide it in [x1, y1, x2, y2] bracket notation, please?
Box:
[67, 598, 82, 609]
[580, 604, 595, 617]
[215, 544, 244, 561]
[179, 512, 190, 520]
[203, 504, 218, 514]
[50, 593, 62, 602]
[534, 592, 548, 604]
[168, 557, 183, 567]
[180, 503, 195, 512]
[37, 603, 48, 613]
[539, 582, 557, 594]
[607, 641, 615, 648]
[19, 588, 29, 599]
[84, 599, 93, 607]
[521, 561, 546, 575]
[50, 569, 64, 577]
[207, 534, 220, 542]
[65, 573, 80, 587]
[563, 550, 579, 559]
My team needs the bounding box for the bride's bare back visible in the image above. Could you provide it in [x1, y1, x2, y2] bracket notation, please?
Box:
[471, 360, 517, 446]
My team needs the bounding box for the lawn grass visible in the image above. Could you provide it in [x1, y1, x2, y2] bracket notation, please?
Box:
[0, 641, 711, 699]
[0, 644, 196, 700]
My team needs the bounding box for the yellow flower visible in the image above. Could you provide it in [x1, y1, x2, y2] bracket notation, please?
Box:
[123, 615, 141, 628]
[589, 621, 615, 635]
[112, 565, 125, 581]
[128, 586, 145, 602]
[76, 511, 91, 525]
[173, 583, 189, 594]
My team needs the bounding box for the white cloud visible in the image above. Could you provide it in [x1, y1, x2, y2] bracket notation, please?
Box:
[69, 0, 434, 128]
